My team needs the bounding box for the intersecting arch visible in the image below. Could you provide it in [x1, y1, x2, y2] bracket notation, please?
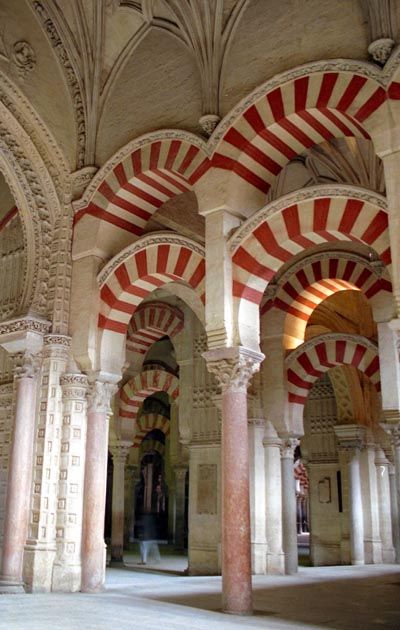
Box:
[229, 186, 389, 350]
[119, 369, 179, 424]
[285, 333, 380, 407]
[211, 61, 387, 206]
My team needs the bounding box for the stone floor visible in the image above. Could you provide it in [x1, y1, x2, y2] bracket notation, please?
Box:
[0, 563, 399, 629]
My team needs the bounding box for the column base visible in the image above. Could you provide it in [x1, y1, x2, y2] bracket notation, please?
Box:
[52, 561, 82, 592]
[0, 578, 25, 594]
[23, 544, 56, 593]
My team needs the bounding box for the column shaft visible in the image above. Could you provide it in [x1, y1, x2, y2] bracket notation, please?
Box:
[81, 380, 116, 592]
[375, 450, 395, 563]
[280, 439, 298, 575]
[263, 422, 284, 574]
[348, 450, 365, 565]
[174, 467, 187, 550]
[110, 442, 131, 564]
[0, 355, 40, 592]
[221, 386, 252, 614]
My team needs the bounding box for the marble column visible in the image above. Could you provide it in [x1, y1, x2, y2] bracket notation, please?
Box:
[81, 379, 117, 592]
[263, 421, 284, 574]
[204, 346, 263, 615]
[359, 434, 382, 564]
[248, 418, 267, 574]
[280, 436, 299, 575]
[335, 425, 366, 565]
[127, 465, 139, 543]
[174, 466, 188, 550]
[388, 463, 400, 562]
[52, 370, 88, 591]
[0, 351, 41, 593]
[110, 441, 131, 564]
[382, 423, 400, 562]
[375, 448, 395, 563]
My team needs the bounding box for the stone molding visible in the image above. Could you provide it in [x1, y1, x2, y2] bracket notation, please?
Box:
[203, 346, 264, 393]
[229, 185, 387, 253]
[87, 380, 117, 415]
[381, 421, 400, 448]
[369, 38, 395, 65]
[97, 231, 205, 287]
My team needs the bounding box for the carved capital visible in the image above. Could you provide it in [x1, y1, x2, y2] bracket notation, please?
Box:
[334, 424, 366, 453]
[12, 351, 41, 379]
[174, 466, 188, 482]
[110, 440, 132, 465]
[60, 373, 88, 401]
[87, 380, 117, 416]
[279, 436, 300, 459]
[43, 335, 71, 360]
[203, 346, 264, 393]
[381, 422, 400, 449]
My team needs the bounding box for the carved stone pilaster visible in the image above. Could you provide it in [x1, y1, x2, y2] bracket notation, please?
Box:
[87, 380, 117, 416]
[203, 347, 264, 394]
[362, 0, 396, 64]
[60, 373, 88, 400]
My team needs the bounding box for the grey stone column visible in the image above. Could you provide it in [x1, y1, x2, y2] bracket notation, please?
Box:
[335, 425, 366, 566]
[110, 441, 131, 564]
[263, 421, 284, 574]
[174, 466, 188, 550]
[375, 448, 395, 563]
[280, 436, 299, 575]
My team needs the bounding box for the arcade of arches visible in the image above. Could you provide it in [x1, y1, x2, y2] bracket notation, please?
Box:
[1, 0, 400, 618]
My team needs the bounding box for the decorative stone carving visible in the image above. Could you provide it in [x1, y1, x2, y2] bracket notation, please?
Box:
[110, 440, 131, 465]
[203, 346, 264, 393]
[334, 424, 366, 453]
[381, 421, 400, 448]
[87, 380, 117, 415]
[368, 38, 395, 65]
[199, 114, 220, 137]
[32, 1, 86, 168]
[11, 351, 41, 379]
[70, 166, 98, 201]
[280, 437, 300, 459]
[60, 373, 88, 400]
[11, 41, 36, 78]
[0, 317, 51, 337]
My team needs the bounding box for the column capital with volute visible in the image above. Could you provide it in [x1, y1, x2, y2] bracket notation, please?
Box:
[110, 440, 132, 465]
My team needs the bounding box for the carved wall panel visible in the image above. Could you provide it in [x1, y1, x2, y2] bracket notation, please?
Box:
[0, 213, 26, 321]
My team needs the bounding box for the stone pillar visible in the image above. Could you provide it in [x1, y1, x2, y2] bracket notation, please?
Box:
[0, 350, 41, 593]
[382, 423, 400, 562]
[52, 370, 88, 591]
[174, 466, 188, 550]
[263, 421, 284, 574]
[375, 448, 395, 563]
[204, 346, 263, 615]
[248, 418, 267, 574]
[110, 441, 131, 564]
[81, 379, 117, 593]
[280, 436, 299, 575]
[24, 335, 70, 593]
[388, 463, 400, 562]
[127, 465, 139, 543]
[359, 433, 382, 563]
[335, 425, 366, 565]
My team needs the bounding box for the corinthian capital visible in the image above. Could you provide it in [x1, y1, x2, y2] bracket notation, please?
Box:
[110, 440, 132, 465]
[87, 380, 118, 415]
[12, 351, 42, 379]
[203, 346, 264, 393]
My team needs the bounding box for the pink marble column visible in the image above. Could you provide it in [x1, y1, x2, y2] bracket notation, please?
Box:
[81, 380, 117, 592]
[110, 441, 131, 564]
[204, 347, 263, 615]
[0, 351, 40, 593]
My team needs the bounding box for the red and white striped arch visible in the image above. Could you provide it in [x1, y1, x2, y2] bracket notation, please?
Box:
[98, 233, 205, 334]
[286, 334, 380, 405]
[75, 134, 209, 235]
[133, 412, 170, 447]
[212, 64, 387, 195]
[119, 369, 179, 422]
[127, 301, 184, 354]
[231, 188, 389, 307]
[261, 254, 392, 346]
